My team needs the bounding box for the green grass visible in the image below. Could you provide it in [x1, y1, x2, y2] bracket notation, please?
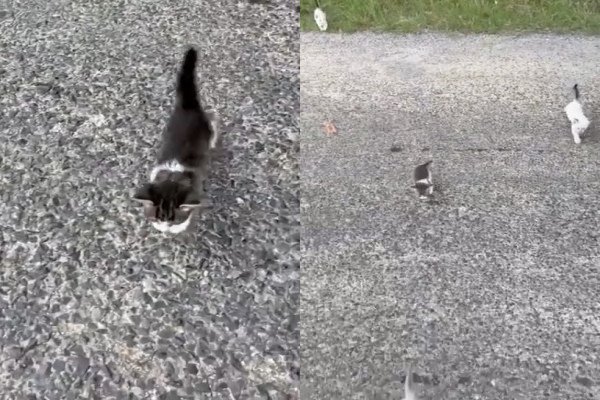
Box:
[300, 0, 600, 33]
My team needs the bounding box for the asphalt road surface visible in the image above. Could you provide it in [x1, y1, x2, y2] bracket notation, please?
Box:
[301, 32, 600, 400]
[0, 1, 299, 399]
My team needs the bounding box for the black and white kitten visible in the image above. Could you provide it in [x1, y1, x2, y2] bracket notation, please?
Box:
[133, 47, 218, 234]
[412, 160, 433, 200]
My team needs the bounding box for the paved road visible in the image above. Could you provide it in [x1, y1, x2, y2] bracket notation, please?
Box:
[0, 1, 299, 399]
[301, 33, 600, 399]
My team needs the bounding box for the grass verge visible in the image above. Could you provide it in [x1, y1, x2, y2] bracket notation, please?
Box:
[300, 0, 600, 33]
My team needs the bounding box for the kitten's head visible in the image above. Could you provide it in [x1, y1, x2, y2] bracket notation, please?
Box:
[133, 180, 207, 227]
[411, 182, 432, 199]
[571, 118, 590, 136]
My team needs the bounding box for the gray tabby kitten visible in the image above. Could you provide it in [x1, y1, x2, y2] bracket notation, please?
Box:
[412, 160, 433, 200]
[133, 47, 218, 234]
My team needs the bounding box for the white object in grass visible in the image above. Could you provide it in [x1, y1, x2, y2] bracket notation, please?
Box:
[314, 7, 328, 31]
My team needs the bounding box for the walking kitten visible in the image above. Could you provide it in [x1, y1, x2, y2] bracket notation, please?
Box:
[412, 160, 433, 200]
[564, 84, 590, 145]
[133, 47, 218, 234]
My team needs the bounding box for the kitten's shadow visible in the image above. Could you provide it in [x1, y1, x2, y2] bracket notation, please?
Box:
[584, 109, 599, 144]
[428, 185, 445, 205]
[206, 144, 236, 207]
[430, 167, 446, 205]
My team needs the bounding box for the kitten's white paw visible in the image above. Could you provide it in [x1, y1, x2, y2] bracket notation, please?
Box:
[152, 215, 192, 234]
[205, 108, 219, 149]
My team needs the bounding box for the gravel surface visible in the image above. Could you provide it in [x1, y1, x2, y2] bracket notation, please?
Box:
[301, 32, 600, 400]
[0, 1, 299, 399]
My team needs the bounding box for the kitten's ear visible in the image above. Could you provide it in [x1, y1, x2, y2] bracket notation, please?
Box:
[133, 184, 154, 205]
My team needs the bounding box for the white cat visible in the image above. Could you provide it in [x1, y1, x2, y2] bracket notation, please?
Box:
[564, 84, 590, 145]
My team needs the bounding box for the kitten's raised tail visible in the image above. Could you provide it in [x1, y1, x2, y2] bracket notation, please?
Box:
[177, 47, 200, 110]
[573, 84, 580, 100]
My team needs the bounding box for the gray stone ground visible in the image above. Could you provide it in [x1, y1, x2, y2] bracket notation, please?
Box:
[0, 0, 299, 399]
[301, 33, 600, 399]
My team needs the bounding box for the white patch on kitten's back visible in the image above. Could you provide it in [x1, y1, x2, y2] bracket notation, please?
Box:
[150, 159, 189, 182]
[151, 214, 192, 234]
